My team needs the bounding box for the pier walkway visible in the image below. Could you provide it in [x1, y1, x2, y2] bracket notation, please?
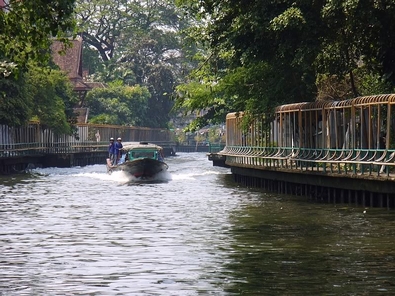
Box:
[213, 94, 395, 208]
[214, 146, 395, 208]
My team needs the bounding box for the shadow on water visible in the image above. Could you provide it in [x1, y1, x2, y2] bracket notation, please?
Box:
[216, 186, 395, 295]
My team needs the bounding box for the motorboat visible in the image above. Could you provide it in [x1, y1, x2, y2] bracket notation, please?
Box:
[106, 141, 168, 178]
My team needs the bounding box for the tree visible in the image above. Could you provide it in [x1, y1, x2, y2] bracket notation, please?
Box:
[85, 82, 150, 126]
[175, 0, 395, 129]
[0, 0, 76, 75]
[0, 0, 76, 127]
[173, 0, 321, 129]
[317, 1, 395, 96]
[0, 64, 78, 131]
[75, 0, 195, 128]
[25, 64, 78, 135]
[0, 74, 32, 126]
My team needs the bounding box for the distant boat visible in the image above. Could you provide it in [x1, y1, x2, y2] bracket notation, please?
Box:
[106, 141, 168, 179]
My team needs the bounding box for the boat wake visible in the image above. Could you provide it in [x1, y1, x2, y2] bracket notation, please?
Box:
[171, 170, 224, 180]
[30, 165, 172, 185]
[71, 170, 172, 185]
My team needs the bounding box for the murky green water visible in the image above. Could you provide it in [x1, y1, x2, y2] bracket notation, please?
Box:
[1, 153, 395, 295]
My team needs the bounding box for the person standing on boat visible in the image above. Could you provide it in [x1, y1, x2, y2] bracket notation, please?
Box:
[114, 137, 123, 165]
[108, 138, 115, 164]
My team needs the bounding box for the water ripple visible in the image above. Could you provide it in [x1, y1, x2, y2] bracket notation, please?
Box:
[2, 153, 395, 295]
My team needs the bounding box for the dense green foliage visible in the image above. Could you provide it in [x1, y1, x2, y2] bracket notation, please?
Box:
[85, 82, 150, 126]
[0, 64, 78, 132]
[0, 0, 76, 74]
[76, 0, 194, 128]
[3, 0, 395, 133]
[26, 64, 78, 134]
[174, 0, 395, 129]
[0, 74, 32, 126]
[0, 0, 77, 129]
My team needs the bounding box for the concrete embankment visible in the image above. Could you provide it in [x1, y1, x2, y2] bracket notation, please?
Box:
[230, 165, 395, 208]
[0, 151, 109, 174]
[209, 153, 395, 208]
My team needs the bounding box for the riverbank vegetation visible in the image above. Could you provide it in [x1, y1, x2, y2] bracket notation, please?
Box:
[0, 0, 76, 131]
[174, 0, 395, 128]
[86, 81, 150, 126]
[75, 0, 194, 128]
[2, 0, 395, 133]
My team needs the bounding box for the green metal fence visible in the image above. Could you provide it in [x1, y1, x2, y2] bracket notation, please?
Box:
[0, 123, 174, 157]
[220, 145, 395, 178]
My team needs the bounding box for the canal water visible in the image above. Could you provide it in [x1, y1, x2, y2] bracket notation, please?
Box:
[1, 152, 395, 295]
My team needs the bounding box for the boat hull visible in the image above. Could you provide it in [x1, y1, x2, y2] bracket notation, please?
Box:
[107, 158, 168, 178]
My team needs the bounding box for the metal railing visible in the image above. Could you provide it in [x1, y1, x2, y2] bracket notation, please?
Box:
[0, 141, 109, 157]
[0, 122, 175, 158]
[220, 146, 395, 178]
[208, 143, 225, 153]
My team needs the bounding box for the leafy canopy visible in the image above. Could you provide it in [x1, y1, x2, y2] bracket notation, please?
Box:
[0, 0, 76, 75]
[75, 0, 193, 128]
[26, 63, 79, 135]
[0, 74, 32, 126]
[175, 0, 395, 130]
[85, 82, 150, 126]
[0, 0, 77, 129]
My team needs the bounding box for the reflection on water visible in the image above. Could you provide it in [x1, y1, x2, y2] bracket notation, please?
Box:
[222, 198, 395, 295]
[1, 153, 395, 295]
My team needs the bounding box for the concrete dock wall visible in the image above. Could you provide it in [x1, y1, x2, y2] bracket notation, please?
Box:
[0, 151, 109, 174]
[231, 165, 395, 208]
